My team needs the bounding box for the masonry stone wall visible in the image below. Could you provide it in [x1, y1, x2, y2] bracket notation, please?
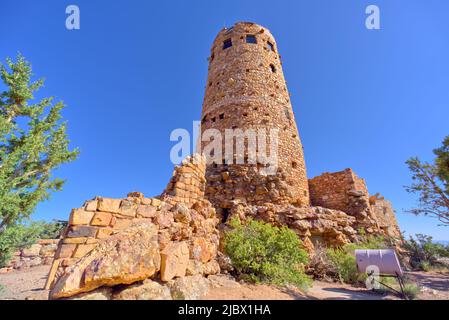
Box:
[0, 239, 59, 273]
[200, 22, 310, 210]
[46, 155, 220, 291]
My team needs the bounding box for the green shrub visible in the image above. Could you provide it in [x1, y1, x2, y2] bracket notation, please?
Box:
[326, 235, 387, 285]
[402, 234, 449, 271]
[224, 218, 311, 290]
[403, 283, 420, 300]
[0, 220, 66, 267]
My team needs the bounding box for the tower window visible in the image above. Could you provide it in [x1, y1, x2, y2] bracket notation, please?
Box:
[211, 117, 216, 122]
[246, 35, 257, 44]
[224, 27, 234, 34]
[270, 64, 277, 73]
[223, 39, 232, 50]
[284, 107, 291, 120]
[292, 161, 298, 169]
[219, 113, 224, 119]
[267, 41, 275, 52]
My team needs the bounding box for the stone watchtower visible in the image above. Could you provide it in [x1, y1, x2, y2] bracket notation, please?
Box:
[200, 22, 309, 214]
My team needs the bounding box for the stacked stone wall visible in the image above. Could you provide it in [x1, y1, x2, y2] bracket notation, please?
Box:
[200, 22, 309, 209]
[46, 155, 220, 291]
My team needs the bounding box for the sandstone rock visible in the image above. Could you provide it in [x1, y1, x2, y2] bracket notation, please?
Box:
[113, 279, 172, 300]
[84, 199, 98, 211]
[217, 252, 234, 273]
[207, 274, 240, 289]
[91, 212, 113, 226]
[67, 225, 98, 238]
[96, 228, 113, 239]
[186, 259, 203, 276]
[136, 205, 157, 218]
[69, 209, 95, 225]
[66, 287, 112, 300]
[56, 244, 77, 258]
[112, 217, 132, 230]
[127, 191, 144, 199]
[168, 275, 210, 300]
[119, 199, 138, 217]
[151, 198, 162, 207]
[172, 203, 192, 224]
[155, 210, 174, 229]
[201, 260, 220, 275]
[191, 237, 213, 263]
[160, 241, 189, 281]
[97, 197, 121, 213]
[39, 244, 58, 257]
[73, 244, 97, 259]
[50, 222, 160, 299]
[21, 244, 42, 257]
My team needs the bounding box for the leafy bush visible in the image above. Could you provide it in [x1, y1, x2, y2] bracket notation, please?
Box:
[326, 235, 387, 284]
[224, 218, 311, 290]
[306, 244, 336, 281]
[403, 283, 420, 300]
[0, 220, 66, 267]
[402, 234, 449, 271]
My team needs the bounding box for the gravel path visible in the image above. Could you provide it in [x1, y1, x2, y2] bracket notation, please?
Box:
[1, 266, 447, 300]
[0, 265, 50, 300]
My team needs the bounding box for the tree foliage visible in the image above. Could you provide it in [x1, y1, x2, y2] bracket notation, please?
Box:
[405, 136, 449, 225]
[0, 219, 67, 268]
[402, 234, 449, 271]
[0, 54, 78, 235]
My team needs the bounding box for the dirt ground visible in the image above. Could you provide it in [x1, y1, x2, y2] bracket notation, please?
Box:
[1, 265, 448, 300]
[0, 265, 50, 300]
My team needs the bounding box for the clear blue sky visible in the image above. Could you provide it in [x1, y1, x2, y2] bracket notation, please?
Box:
[1, 0, 448, 240]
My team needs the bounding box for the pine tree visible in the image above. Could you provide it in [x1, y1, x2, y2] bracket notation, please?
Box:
[406, 136, 449, 225]
[0, 55, 79, 234]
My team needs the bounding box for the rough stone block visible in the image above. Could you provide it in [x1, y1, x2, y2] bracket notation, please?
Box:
[57, 244, 77, 259]
[84, 200, 98, 211]
[62, 237, 87, 244]
[91, 212, 113, 226]
[96, 228, 113, 239]
[113, 218, 132, 230]
[97, 197, 121, 213]
[136, 205, 157, 218]
[67, 226, 98, 238]
[160, 241, 189, 281]
[69, 209, 95, 225]
[73, 244, 97, 259]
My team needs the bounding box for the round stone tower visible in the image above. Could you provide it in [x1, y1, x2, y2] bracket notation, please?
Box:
[200, 22, 309, 213]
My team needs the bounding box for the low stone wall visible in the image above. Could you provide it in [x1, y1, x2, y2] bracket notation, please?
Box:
[1, 239, 59, 272]
[46, 155, 221, 297]
[369, 193, 402, 239]
[308, 169, 401, 241]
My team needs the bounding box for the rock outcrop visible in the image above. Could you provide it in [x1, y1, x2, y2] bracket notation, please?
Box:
[47, 155, 221, 300]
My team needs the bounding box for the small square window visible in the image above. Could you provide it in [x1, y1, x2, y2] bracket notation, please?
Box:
[223, 39, 232, 50]
[219, 113, 224, 119]
[267, 41, 275, 52]
[246, 35, 257, 44]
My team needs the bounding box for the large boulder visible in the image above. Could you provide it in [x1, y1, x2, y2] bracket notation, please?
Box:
[50, 222, 160, 299]
[168, 275, 210, 300]
[113, 279, 172, 300]
[160, 241, 189, 281]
